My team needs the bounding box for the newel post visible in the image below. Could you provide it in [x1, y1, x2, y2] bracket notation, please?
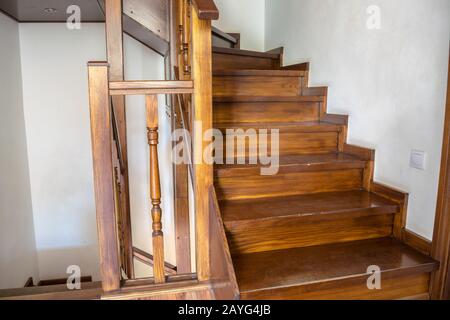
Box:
[191, 6, 213, 281]
[88, 62, 121, 293]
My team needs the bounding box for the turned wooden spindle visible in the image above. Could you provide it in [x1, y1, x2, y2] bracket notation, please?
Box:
[182, 0, 191, 75]
[146, 94, 165, 284]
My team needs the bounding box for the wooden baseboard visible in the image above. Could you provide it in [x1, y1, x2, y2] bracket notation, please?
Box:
[402, 229, 432, 256]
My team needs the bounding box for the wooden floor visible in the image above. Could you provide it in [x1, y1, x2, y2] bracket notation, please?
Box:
[212, 46, 438, 300]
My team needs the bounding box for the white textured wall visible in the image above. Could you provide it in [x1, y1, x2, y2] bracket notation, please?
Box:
[0, 13, 39, 289]
[265, 0, 450, 239]
[19, 23, 106, 281]
[18, 23, 172, 281]
[213, 0, 265, 51]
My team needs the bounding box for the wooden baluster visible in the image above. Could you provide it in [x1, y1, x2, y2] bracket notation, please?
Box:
[183, 0, 191, 75]
[146, 94, 166, 284]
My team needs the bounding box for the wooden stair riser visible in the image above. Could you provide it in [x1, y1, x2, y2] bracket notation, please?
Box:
[215, 168, 365, 200]
[214, 101, 321, 124]
[241, 272, 431, 300]
[225, 211, 395, 254]
[213, 74, 305, 97]
[213, 52, 280, 71]
[215, 129, 342, 161]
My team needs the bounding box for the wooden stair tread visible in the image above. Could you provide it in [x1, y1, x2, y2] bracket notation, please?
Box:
[214, 95, 325, 103]
[213, 46, 280, 59]
[216, 121, 342, 132]
[213, 69, 306, 77]
[215, 153, 366, 176]
[220, 190, 398, 223]
[233, 237, 438, 293]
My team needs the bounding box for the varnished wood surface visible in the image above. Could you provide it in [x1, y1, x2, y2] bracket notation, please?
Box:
[0, 282, 103, 300]
[216, 168, 363, 201]
[213, 46, 281, 71]
[402, 229, 432, 256]
[191, 6, 213, 281]
[226, 212, 394, 254]
[431, 52, 450, 300]
[233, 238, 438, 295]
[209, 187, 240, 299]
[242, 272, 431, 300]
[214, 101, 321, 124]
[191, 0, 219, 20]
[88, 63, 121, 292]
[220, 190, 397, 223]
[215, 153, 366, 177]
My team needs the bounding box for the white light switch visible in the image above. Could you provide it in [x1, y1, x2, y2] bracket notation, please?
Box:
[410, 150, 426, 170]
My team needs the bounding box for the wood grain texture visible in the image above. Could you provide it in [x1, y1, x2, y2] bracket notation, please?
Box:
[371, 182, 409, 240]
[105, 0, 134, 279]
[216, 168, 363, 200]
[213, 70, 305, 97]
[212, 47, 281, 71]
[146, 95, 165, 284]
[123, 0, 169, 41]
[87, 63, 121, 292]
[214, 101, 320, 124]
[220, 190, 398, 254]
[431, 52, 450, 300]
[209, 187, 240, 299]
[192, 0, 219, 20]
[233, 238, 437, 300]
[217, 122, 342, 159]
[402, 229, 432, 256]
[191, 6, 213, 281]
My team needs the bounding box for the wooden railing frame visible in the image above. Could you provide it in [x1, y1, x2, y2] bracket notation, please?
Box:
[105, 0, 134, 279]
[88, 62, 122, 293]
[88, 0, 220, 296]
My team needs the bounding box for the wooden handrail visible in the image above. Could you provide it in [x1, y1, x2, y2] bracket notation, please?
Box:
[192, 0, 219, 20]
[132, 247, 177, 275]
[109, 80, 194, 96]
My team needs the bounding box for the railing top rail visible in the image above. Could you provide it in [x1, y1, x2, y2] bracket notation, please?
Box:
[192, 0, 219, 20]
[109, 80, 194, 96]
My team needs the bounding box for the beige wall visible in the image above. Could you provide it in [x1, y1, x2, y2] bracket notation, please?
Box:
[265, 0, 450, 239]
[0, 13, 39, 289]
[213, 0, 265, 51]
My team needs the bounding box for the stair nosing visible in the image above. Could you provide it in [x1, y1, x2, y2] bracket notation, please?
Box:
[239, 262, 438, 294]
[213, 69, 306, 77]
[223, 201, 398, 225]
[212, 46, 280, 59]
[213, 96, 325, 103]
[214, 153, 366, 177]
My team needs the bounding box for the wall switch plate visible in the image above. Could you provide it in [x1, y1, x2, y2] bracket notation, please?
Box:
[410, 150, 426, 170]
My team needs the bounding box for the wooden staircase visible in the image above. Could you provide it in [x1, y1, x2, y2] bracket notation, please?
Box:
[212, 46, 438, 300]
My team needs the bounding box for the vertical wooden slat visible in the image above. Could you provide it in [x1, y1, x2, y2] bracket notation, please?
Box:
[105, 0, 134, 278]
[146, 95, 166, 284]
[88, 62, 121, 292]
[170, 1, 192, 274]
[191, 7, 213, 281]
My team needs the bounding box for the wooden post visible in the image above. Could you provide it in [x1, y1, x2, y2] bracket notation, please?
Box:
[88, 62, 121, 292]
[170, 1, 192, 274]
[146, 95, 166, 284]
[191, 6, 213, 281]
[105, 0, 134, 278]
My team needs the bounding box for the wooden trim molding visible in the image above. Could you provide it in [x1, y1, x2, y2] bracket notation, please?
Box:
[431, 51, 450, 300]
[402, 229, 432, 256]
